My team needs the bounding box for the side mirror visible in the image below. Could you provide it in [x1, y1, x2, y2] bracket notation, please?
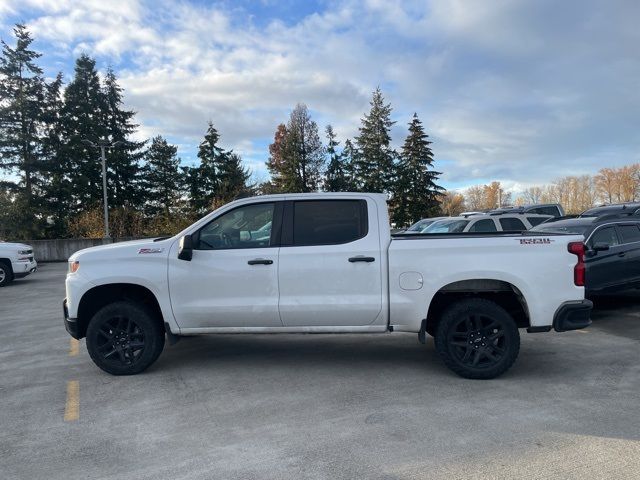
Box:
[592, 242, 610, 253]
[178, 234, 193, 261]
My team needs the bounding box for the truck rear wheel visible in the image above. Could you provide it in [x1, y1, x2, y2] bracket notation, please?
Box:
[434, 298, 520, 379]
[86, 301, 165, 375]
[0, 261, 13, 287]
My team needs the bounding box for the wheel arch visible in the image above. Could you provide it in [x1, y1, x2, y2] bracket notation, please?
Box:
[425, 279, 530, 336]
[76, 283, 165, 339]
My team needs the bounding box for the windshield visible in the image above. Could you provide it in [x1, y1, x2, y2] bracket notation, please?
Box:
[530, 223, 590, 235]
[422, 219, 469, 233]
[407, 219, 433, 232]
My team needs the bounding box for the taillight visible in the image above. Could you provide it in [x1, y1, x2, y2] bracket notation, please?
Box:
[568, 242, 585, 286]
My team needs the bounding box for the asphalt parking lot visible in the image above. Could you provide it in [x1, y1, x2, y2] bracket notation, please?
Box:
[1, 263, 640, 479]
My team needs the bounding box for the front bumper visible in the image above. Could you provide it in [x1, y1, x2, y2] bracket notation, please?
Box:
[553, 300, 593, 332]
[63, 299, 80, 339]
[13, 259, 37, 278]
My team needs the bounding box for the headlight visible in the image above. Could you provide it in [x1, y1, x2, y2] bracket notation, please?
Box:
[18, 250, 30, 255]
[69, 261, 80, 273]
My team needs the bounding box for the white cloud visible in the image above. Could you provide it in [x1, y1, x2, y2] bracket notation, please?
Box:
[1, 0, 639, 190]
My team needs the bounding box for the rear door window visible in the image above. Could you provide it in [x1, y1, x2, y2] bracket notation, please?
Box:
[528, 206, 560, 216]
[527, 216, 548, 227]
[292, 200, 367, 246]
[468, 219, 497, 232]
[499, 218, 527, 231]
[590, 226, 620, 247]
[618, 224, 640, 244]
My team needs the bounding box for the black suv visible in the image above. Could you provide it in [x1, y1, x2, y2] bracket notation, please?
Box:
[580, 202, 640, 217]
[531, 214, 640, 295]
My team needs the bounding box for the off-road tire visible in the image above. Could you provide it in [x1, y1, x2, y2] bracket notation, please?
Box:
[86, 301, 165, 375]
[434, 298, 520, 379]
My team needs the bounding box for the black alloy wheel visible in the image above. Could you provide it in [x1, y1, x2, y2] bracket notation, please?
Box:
[86, 301, 165, 375]
[435, 298, 520, 379]
[96, 316, 146, 368]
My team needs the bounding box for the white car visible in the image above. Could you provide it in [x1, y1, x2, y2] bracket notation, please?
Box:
[404, 217, 448, 233]
[64, 193, 591, 379]
[422, 213, 553, 234]
[0, 242, 38, 287]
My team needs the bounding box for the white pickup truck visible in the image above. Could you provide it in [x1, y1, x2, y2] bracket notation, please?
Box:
[64, 193, 592, 379]
[0, 241, 37, 287]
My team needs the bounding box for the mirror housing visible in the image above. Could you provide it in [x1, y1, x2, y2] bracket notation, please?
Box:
[588, 242, 610, 256]
[178, 234, 193, 261]
[593, 242, 610, 252]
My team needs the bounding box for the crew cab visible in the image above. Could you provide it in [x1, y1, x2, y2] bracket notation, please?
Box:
[64, 193, 592, 379]
[0, 241, 37, 287]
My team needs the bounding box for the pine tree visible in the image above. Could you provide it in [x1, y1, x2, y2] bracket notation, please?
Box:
[354, 87, 396, 193]
[144, 135, 181, 218]
[40, 72, 70, 237]
[61, 54, 108, 212]
[0, 23, 45, 220]
[342, 138, 358, 191]
[101, 68, 145, 208]
[323, 125, 351, 192]
[188, 122, 226, 214]
[391, 113, 443, 226]
[214, 152, 250, 207]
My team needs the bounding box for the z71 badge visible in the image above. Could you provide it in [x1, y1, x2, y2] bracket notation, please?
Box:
[518, 238, 554, 245]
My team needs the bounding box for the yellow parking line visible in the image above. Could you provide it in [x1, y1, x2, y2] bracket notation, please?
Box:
[64, 381, 79, 421]
[69, 338, 79, 356]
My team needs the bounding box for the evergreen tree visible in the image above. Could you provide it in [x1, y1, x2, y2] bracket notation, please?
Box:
[144, 135, 181, 218]
[342, 138, 358, 191]
[214, 152, 250, 207]
[267, 104, 324, 193]
[323, 125, 351, 192]
[101, 68, 145, 208]
[41, 72, 70, 237]
[188, 122, 226, 214]
[354, 87, 396, 193]
[0, 23, 45, 222]
[391, 113, 443, 226]
[61, 54, 108, 212]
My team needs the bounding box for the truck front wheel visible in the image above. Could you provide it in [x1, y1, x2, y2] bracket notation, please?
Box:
[86, 301, 165, 375]
[434, 298, 520, 379]
[0, 261, 13, 287]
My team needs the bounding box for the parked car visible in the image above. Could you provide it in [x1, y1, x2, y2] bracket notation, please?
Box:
[404, 216, 448, 233]
[459, 211, 486, 217]
[0, 241, 37, 287]
[580, 202, 640, 218]
[64, 193, 591, 379]
[421, 213, 553, 234]
[489, 203, 565, 218]
[531, 214, 640, 295]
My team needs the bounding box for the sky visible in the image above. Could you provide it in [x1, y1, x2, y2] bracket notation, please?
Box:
[1, 0, 639, 194]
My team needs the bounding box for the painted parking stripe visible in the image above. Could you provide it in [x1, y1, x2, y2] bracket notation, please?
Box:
[64, 381, 79, 421]
[69, 338, 79, 356]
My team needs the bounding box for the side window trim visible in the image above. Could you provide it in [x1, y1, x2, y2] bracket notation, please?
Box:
[588, 225, 620, 248]
[615, 223, 640, 245]
[281, 199, 369, 247]
[193, 201, 283, 250]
